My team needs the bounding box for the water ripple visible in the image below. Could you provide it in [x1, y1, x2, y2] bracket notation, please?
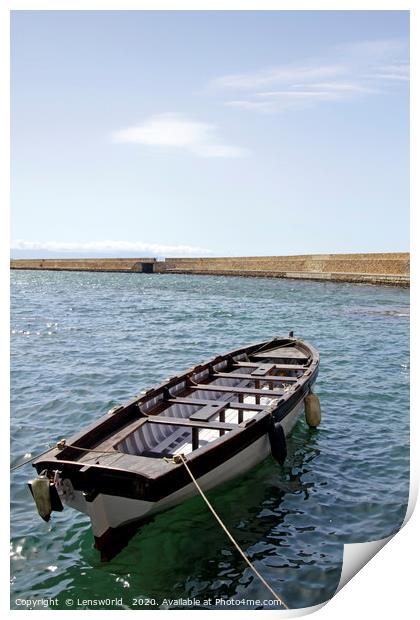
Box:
[10, 271, 409, 609]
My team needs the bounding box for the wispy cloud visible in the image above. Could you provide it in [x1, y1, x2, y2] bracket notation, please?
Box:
[363, 64, 409, 81]
[211, 64, 345, 90]
[209, 38, 409, 113]
[11, 239, 213, 257]
[112, 113, 248, 158]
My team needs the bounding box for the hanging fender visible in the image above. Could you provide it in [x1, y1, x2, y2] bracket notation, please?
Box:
[28, 471, 64, 522]
[304, 391, 321, 428]
[268, 417, 287, 465]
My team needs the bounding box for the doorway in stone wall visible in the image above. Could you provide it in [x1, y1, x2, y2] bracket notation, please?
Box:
[141, 262, 154, 273]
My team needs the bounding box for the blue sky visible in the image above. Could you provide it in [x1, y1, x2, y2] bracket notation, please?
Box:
[11, 10, 409, 257]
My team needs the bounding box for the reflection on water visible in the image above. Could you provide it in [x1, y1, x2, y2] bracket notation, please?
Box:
[10, 272, 409, 609]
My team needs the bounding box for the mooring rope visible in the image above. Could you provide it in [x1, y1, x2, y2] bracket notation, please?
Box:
[13, 440, 288, 607]
[10, 440, 120, 472]
[10, 446, 55, 472]
[12, 338, 301, 474]
[54, 441, 119, 455]
[251, 337, 301, 357]
[175, 453, 289, 609]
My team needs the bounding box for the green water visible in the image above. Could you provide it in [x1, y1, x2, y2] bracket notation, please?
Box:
[10, 271, 409, 609]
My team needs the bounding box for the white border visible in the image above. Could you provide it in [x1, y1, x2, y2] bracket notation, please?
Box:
[3, 1, 416, 618]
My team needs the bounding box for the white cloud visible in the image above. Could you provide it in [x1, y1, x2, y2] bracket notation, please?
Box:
[11, 239, 213, 257]
[210, 64, 344, 90]
[364, 64, 409, 82]
[209, 38, 409, 113]
[112, 113, 248, 158]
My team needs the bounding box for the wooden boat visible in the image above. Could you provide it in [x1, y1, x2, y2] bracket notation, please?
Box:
[29, 336, 320, 560]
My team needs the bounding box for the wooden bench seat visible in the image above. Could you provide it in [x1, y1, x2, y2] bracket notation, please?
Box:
[233, 362, 307, 371]
[251, 366, 275, 376]
[146, 415, 236, 431]
[191, 384, 285, 398]
[189, 403, 227, 422]
[167, 397, 265, 411]
[213, 372, 298, 383]
[145, 415, 238, 451]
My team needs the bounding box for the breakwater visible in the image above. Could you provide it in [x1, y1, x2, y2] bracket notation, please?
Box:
[10, 252, 409, 286]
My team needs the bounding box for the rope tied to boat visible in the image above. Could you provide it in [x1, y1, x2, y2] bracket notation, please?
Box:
[55, 440, 120, 454]
[251, 336, 302, 357]
[10, 446, 56, 471]
[173, 453, 289, 609]
[10, 439, 121, 471]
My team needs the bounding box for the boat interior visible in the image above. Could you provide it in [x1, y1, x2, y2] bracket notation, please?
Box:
[109, 342, 312, 459]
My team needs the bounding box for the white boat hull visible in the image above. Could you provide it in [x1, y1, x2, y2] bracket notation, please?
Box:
[64, 398, 305, 538]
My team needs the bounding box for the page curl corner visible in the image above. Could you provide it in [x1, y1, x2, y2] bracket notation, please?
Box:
[335, 535, 393, 596]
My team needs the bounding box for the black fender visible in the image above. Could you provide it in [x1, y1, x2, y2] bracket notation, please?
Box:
[268, 418, 287, 465]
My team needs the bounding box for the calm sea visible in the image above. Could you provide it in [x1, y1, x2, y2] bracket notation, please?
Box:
[10, 271, 409, 610]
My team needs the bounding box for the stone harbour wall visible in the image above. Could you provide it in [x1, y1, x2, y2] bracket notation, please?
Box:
[10, 253, 410, 286]
[9, 258, 156, 272]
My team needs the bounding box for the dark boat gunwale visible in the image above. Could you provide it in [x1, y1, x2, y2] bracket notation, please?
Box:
[32, 337, 319, 497]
